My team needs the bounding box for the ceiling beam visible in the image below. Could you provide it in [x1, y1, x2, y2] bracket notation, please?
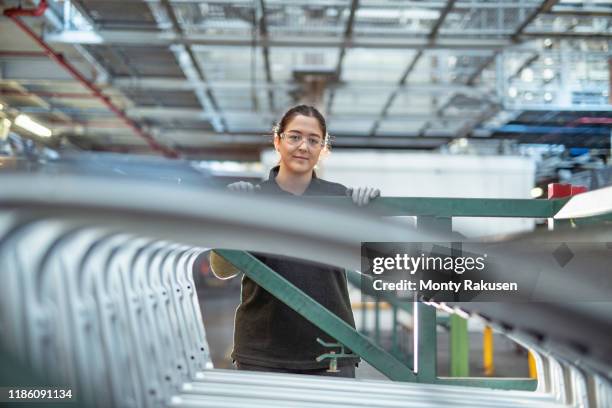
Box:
[368, 50, 423, 136]
[512, 0, 561, 41]
[109, 77, 493, 95]
[2, 76, 493, 96]
[465, 1, 561, 88]
[44, 30, 512, 50]
[428, 0, 458, 40]
[256, 0, 275, 112]
[545, 6, 612, 17]
[370, 0, 457, 136]
[126, 106, 480, 122]
[326, 0, 359, 115]
[158, 0, 226, 132]
[521, 31, 612, 40]
[465, 52, 500, 86]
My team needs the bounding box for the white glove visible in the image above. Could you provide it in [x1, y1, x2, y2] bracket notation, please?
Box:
[227, 181, 261, 193]
[346, 187, 380, 207]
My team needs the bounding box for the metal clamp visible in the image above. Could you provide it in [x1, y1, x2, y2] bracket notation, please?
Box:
[315, 338, 355, 373]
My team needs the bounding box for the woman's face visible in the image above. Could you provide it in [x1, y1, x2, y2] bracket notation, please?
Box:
[274, 115, 325, 176]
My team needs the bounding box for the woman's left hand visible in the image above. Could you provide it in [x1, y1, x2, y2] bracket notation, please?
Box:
[347, 187, 380, 207]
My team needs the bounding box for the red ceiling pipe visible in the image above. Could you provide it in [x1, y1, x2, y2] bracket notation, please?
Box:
[3, 1, 179, 158]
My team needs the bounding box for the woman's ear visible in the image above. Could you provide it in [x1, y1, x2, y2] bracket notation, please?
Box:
[273, 134, 280, 152]
[318, 145, 331, 162]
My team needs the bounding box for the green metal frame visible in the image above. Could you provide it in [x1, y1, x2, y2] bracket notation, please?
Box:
[212, 194, 611, 391]
[346, 268, 413, 363]
[215, 249, 416, 382]
[311, 196, 569, 218]
[411, 212, 536, 390]
[215, 249, 537, 390]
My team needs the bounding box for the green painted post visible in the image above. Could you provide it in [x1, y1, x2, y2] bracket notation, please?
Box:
[415, 300, 437, 382]
[413, 215, 445, 383]
[216, 249, 416, 382]
[450, 314, 470, 377]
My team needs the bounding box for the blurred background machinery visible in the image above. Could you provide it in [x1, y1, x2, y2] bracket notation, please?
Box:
[0, 0, 610, 186]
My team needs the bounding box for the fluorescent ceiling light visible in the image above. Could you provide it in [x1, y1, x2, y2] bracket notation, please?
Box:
[521, 68, 534, 82]
[45, 30, 103, 44]
[531, 187, 544, 198]
[357, 9, 440, 20]
[543, 68, 555, 80]
[401, 9, 440, 20]
[0, 118, 11, 141]
[15, 114, 52, 137]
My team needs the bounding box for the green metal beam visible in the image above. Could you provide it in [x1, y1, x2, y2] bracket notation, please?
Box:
[572, 212, 612, 226]
[415, 301, 438, 382]
[215, 249, 416, 382]
[310, 197, 568, 218]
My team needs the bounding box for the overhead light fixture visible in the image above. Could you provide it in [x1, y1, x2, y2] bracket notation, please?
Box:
[402, 9, 440, 19]
[544, 92, 553, 102]
[508, 86, 518, 98]
[14, 114, 52, 137]
[543, 68, 555, 80]
[45, 30, 103, 44]
[0, 118, 11, 141]
[524, 92, 533, 101]
[521, 68, 534, 82]
[544, 57, 554, 66]
[543, 38, 553, 48]
[531, 187, 544, 198]
[357, 9, 440, 20]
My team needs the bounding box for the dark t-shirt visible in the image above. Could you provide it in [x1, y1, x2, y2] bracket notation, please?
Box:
[231, 166, 360, 369]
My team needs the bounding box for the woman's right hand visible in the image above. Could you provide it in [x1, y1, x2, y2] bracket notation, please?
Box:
[227, 181, 261, 193]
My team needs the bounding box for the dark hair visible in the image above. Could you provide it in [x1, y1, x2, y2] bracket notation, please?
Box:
[273, 105, 328, 146]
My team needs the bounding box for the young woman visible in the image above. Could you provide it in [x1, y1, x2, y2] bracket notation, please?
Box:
[209, 105, 379, 378]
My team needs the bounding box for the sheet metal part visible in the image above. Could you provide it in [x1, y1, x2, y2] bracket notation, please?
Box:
[0, 173, 611, 407]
